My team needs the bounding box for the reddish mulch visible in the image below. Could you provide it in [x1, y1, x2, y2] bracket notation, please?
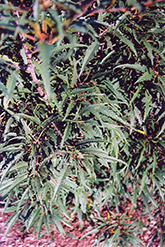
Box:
[0, 212, 99, 247]
[0, 201, 164, 247]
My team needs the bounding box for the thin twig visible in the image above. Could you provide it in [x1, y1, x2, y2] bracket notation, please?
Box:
[15, 11, 46, 98]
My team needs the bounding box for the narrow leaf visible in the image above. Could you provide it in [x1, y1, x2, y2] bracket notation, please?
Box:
[114, 64, 146, 72]
[79, 41, 99, 76]
[38, 43, 52, 100]
[115, 31, 137, 56]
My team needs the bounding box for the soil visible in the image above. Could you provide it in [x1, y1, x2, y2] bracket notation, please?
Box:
[0, 201, 164, 247]
[0, 212, 98, 247]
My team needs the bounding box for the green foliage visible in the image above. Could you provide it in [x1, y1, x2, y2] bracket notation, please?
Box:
[0, 0, 164, 246]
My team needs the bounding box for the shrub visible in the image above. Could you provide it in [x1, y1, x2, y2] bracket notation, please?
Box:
[0, 0, 164, 246]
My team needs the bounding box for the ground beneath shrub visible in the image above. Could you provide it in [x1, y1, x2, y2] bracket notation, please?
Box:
[0, 211, 98, 247]
[0, 202, 163, 247]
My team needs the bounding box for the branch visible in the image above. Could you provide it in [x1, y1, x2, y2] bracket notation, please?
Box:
[15, 11, 47, 98]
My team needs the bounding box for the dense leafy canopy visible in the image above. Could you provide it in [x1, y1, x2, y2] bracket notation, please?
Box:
[0, 0, 164, 246]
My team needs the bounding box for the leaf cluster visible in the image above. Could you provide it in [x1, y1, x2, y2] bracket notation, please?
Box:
[0, 0, 164, 246]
